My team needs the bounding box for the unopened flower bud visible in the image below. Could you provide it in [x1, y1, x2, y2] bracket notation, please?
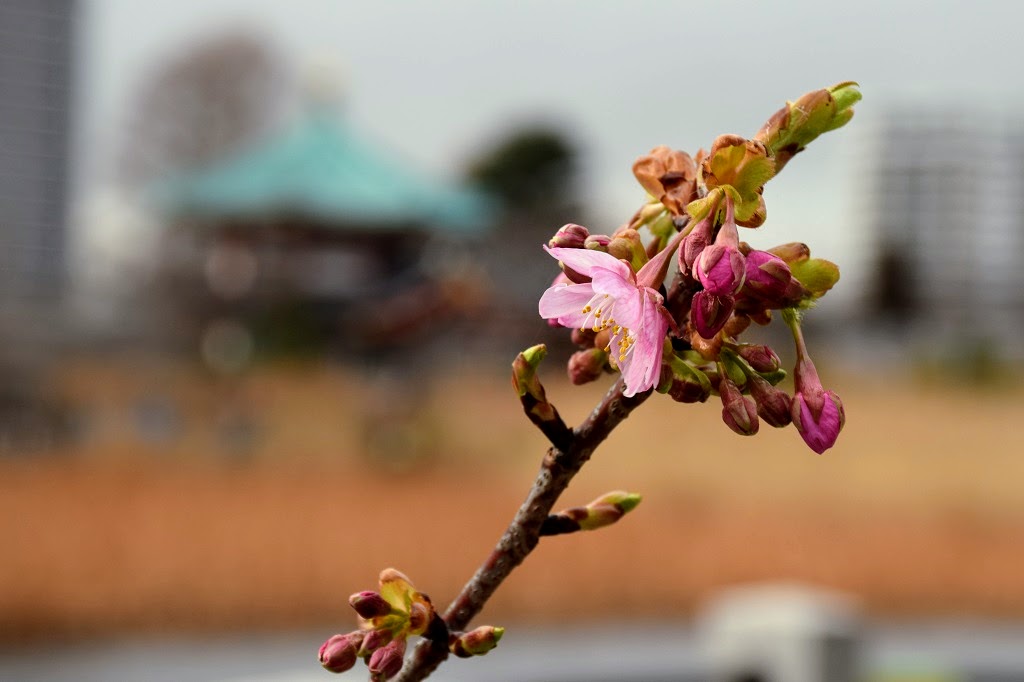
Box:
[719, 377, 759, 436]
[410, 600, 435, 635]
[568, 348, 607, 385]
[746, 373, 792, 428]
[368, 638, 406, 680]
[571, 327, 596, 348]
[584, 234, 611, 251]
[680, 213, 714, 274]
[349, 591, 392, 619]
[578, 490, 642, 531]
[608, 229, 648, 271]
[737, 344, 782, 373]
[319, 632, 363, 674]
[784, 308, 845, 453]
[697, 244, 746, 295]
[450, 625, 505, 658]
[691, 291, 735, 339]
[548, 223, 589, 249]
[767, 242, 811, 265]
[358, 627, 393, 657]
[665, 358, 712, 403]
[755, 82, 861, 172]
[743, 250, 791, 301]
[792, 388, 845, 454]
[512, 345, 547, 402]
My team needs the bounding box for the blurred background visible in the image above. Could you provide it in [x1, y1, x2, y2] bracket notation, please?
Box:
[2, 1, 1024, 680]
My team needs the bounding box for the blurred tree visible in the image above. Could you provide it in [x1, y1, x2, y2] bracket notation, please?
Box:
[117, 32, 291, 187]
[466, 127, 578, 211]
[462, 125, 585, 352]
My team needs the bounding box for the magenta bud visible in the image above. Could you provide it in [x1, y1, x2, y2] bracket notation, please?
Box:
[680, 214, 714, 273]
[697, 244, 746, 295]
[691, 291, 735, 339]
[549, 223, 590, 249]
[792, 389, 845, 454]
[358, 627, 393, 656]
[719, 378, 759, 436]
[737, 344, 782, 373]
[318, 632, 363, 674]
[349, 591, 392, 619]
[743, 250, 792, 300]
[368, 638, 406, 680]
[568, 348, 607, 385]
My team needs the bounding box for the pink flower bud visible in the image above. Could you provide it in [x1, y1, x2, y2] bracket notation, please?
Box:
[680, 213, 714, 273]
[792, 389, 845, 454]
[349, 591, 392, 619]
[548, 223, 590, 249]
[568, 348, 607, 385]
[743, 250, 791, 300]
[318, 632, 362, 674]
[719, 377, 759, 436]
[368, 638, 406, 680]
[358, 627, 393, 656]
[737, 344, 782, 373]
[746, 374, 792, 428]
[787, 328, 846, 453]
[691, 291, 735, 339]
[697, 243, 746, 295]
[583, 234, 611, 251]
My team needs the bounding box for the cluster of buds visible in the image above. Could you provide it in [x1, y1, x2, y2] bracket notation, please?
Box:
[318, 569, 504, 679]
[539, 83, 858, 454]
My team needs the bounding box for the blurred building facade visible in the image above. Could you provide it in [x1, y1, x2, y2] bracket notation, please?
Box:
[867, 112, 1024, 361]
[155, 107, 494, 368]
[0, 1, 76, 450]
[0, 0, 74, 316]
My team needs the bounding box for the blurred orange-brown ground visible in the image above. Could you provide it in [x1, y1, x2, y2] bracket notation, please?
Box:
[2, 360, 1023, 641]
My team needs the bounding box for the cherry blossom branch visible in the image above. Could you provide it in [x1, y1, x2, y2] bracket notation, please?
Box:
[394, 377, 651, 681]
[318, 82, 862, 681]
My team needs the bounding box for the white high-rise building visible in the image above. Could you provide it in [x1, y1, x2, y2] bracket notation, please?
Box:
[0, 0, 75, 314]
[868, 112, 1024, 359]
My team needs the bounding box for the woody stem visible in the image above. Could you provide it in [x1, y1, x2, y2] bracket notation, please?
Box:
[393, 378, 651, 681]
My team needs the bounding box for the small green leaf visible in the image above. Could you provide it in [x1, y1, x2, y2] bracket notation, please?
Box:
[790, 258, 840, 297]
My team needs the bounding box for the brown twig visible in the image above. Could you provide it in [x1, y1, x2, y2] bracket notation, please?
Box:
[394, 378, 651, 681]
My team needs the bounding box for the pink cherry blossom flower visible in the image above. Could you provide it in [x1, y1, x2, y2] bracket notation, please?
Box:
[539, 241, 678, 397]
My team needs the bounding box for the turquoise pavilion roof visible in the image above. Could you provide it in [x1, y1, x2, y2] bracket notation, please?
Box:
[160, 112, 492, 234]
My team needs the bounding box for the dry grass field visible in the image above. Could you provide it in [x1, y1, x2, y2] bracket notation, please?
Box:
[2, 359, 1023, 641]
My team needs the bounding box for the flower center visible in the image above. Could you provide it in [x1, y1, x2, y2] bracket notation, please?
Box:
[581, 294, 636, 364]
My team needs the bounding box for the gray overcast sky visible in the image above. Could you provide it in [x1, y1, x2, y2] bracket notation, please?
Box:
[75, 0, 1024, 299]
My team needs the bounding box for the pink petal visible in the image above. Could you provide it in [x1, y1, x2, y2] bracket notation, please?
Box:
[545, 246, 632, 281]
[589, 268, 642, 326]
[793, 393, 842, 454]
[618, 292, 669, 397]
[538, 282, 595, 327]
